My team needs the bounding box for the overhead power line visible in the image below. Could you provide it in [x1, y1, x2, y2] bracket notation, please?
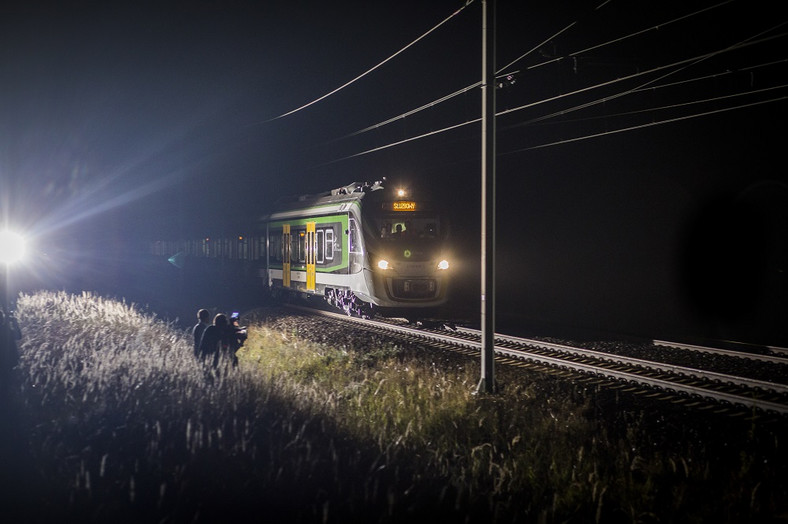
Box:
[502, 57, 788, 131]
[316, 31, 787, 167]
[505, 67, 788, 129]
[495, 29, 787, 119]
[327, 81, 482, 143]
[505, 94, 788, 154]
[329, 0, 736, 145]
[264, 0, 476, 122]
[497, 0, 613, 74]
[318, 83, 787, 167]
[564, 1, 735, 63]
[316, 119, 480, 167]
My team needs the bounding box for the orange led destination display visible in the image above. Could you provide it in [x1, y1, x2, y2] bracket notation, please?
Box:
[391, 201, 417, 211]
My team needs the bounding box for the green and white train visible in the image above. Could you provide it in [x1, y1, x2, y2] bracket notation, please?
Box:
[264, 180, 450, 318]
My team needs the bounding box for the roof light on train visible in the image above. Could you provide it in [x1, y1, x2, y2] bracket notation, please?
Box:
[397, 188, 407, 198]
[377, 259, 390, 270]
[437, 259, 449, 270]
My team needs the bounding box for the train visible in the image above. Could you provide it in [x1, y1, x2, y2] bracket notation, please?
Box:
[150, 180, 451, 319]
[265, 179, 450, 318]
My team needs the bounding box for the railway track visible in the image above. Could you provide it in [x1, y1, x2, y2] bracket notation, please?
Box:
[653, 339, 788, 364]
[285, 305, 788, 416]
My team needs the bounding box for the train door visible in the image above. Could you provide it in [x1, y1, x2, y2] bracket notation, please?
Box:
[282, 224, 291, 288]
[306, 221, 316, 292]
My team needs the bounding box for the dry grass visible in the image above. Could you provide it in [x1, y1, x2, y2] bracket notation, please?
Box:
[4, 291, 785, 523]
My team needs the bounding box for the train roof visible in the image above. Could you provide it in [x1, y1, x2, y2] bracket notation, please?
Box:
[263, 180, 384, 220]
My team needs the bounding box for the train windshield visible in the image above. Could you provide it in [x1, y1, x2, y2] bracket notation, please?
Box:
[372, 216, 441, 241]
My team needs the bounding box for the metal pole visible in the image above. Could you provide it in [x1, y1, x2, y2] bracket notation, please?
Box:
[478, 0, 496, 394]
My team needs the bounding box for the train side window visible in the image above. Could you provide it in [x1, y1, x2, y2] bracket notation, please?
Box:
[270, 234, 282, 263]
[296, 230, 306, 263]
[325, 228, 335, 260]
[290, 232, 297, 263]
[316, 230, 324, 264]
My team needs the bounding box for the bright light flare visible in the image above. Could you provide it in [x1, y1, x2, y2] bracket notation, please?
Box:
[437, 259, 450, 270]
[377, 259, 390, 270]
[0, 230, 26, 265]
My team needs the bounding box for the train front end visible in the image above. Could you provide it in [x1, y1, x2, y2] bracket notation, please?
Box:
[361, 185, 450, 315]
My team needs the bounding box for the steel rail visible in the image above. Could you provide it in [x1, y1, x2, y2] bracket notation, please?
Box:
[285, 306, 788, 415]
[451, 328, 788, 394]
[653, 339, 788, 364]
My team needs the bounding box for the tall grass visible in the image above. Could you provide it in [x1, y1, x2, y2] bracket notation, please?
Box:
[4, 291, 785, 523]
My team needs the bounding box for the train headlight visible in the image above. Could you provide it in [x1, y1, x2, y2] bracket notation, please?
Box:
[377, 259, 390, 270]
[436, 259, 449, 271]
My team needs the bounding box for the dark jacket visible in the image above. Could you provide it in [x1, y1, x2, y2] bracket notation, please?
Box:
[197, 325, 237, 367]
[192, 321, 209, 356]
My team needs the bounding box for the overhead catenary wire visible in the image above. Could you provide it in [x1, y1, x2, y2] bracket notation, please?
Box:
[564, 1, 735, 63]
[262, 0, 476, 122]
[630, 59, 788, 93]
[496, 29, 788, 121]
[517, 0, 736, 73]
[496, 0, 614, 74]
[320, 87, 787, 166]
[315, 27, 787, 167]
[328, 0, 737, 145]
[502, 58, 788, 130]
[314, 119, 481, 167]
[325, 81, 482, 144]
[504, 94, 788, 154]
[512, 80, 788, 129]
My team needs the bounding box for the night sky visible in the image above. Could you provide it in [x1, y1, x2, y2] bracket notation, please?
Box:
[2, 1, 786, 343]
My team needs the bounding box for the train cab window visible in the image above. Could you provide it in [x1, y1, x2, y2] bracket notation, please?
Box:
[349, 218, 361, 254]
[348, 218, 363, 273]
[373, 218, 439, 240]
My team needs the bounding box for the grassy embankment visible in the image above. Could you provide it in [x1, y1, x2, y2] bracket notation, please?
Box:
[3, 290, 785, 522]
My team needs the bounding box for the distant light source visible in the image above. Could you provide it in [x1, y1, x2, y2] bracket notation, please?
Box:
[397, 188, 406, 197]
[0, 230, 26, 265]
[167, 251, 185, 269]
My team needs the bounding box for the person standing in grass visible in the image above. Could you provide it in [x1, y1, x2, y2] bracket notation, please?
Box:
[192, 309, 211, 357]
[197, 313, 237, 368]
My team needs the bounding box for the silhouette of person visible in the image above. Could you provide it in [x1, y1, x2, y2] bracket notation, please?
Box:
[227, 313, 248, 353]
[197, 314, 237, 368]
[192, 309, 211, 357]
